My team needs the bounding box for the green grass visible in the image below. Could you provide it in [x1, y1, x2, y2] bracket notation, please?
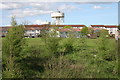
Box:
[26, 38, 115, 47]
[26, 38, 43, 46]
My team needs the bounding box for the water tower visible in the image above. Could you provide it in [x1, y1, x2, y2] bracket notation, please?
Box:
[51, 10, 64, 25]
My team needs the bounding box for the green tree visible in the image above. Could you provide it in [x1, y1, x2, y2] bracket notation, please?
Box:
[97, 29, 109, 51]
[88, 27, 94, 35]
[3, 17, 25, 78]
[81, 26, 88, 36]
[11, 16, 17, 27]
[63, 26, 72, 29]
[99, 29, 109, 38]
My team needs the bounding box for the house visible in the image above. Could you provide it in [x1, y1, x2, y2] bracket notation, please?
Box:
[1, 24, 118, 38]
[0, 27, 11, 37]
[24, 28, 41, 38]
[104, 25, 118, 34]
[90, 25, 118, 34]
[57, 28, 81, 38]
[0, 24, 85, 37]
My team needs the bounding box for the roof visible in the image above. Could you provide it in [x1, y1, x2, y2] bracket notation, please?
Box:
[104, 25, 117, 28]
[91, 25, 105, 27]
[1, 25, 86, 29]
[73, 28, 81, 31]
[55, 25, 86, 27]
[25, 25, 86, 27]
[91, 25, 118, 28]
[25, 28, 35, 30]
[24, 25, 47, 27]
[58, 28, 81, 32]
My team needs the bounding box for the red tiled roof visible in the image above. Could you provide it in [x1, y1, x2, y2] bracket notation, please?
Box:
[2, 25, 86, 28]
[24, 25, 46, 27]
[91, 25, 105, 27]
[25, 28, 35, 30]
[55, 25, 86, 27]
[58, 29, 71, 32]
[58, 28, 81, 32]
[91, 25, 118, 28]
[25, 25, 86, 27]
[104, 25, 117, 28]
[73, 28, 81, 31]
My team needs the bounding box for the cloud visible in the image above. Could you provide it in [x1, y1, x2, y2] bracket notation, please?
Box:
[76, 2, 115, 4]
[0, 2, 54, 10]
[58, 4, 77, 11]
[34, 20, 49, 24]
[9, 8, 53, 18]
[5, 2, 78, 18]
[93, 5, 110, 9]
[93, 5, 102, 9]
[1, 0, 119, 2]
[29, 2, 55, 10]
[1, 2, 56, 18]
[0, 2, 25, 10]
[2, 2, 110, 18]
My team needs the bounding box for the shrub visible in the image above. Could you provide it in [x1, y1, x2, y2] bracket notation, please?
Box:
[81, 26, 88, 36]
[43, 56, 84, 78]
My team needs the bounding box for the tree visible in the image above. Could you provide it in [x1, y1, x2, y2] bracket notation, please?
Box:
[81, 26, 88, 36]
[88, 27, 94, 35]
[63, 26, 72, 29]
[99, 29, 109, 38]
[97, 29, 109, 51]
[11, 16, 17, 27]
[3, 17, 25, 78]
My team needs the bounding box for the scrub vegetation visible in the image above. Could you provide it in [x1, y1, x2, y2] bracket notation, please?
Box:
[2, 17, 119, 79]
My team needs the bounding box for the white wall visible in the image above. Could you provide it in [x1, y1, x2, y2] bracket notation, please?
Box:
[25, 30, 40, 36]
[105, 28, 117, 34]
[89, 25, 117, 34]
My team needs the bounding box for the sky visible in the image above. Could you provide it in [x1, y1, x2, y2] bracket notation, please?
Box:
[0, 2, 118, 26]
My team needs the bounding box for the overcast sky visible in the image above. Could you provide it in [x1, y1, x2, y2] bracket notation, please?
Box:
[0, 2, 118, 26]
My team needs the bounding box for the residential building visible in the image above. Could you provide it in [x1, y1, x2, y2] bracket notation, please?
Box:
[0, 24, 85, 37]
[90, 25, 118, 34]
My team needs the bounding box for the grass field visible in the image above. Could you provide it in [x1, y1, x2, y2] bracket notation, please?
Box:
[26, 38, 115, 47]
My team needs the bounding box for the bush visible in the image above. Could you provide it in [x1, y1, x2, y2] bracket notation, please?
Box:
[43, 56, 84, 78]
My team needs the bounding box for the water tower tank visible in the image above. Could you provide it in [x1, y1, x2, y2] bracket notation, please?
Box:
[51, 10, 64, 25]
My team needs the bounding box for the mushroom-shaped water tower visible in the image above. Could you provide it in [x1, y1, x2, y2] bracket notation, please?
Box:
[51, 10, 64, 25]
